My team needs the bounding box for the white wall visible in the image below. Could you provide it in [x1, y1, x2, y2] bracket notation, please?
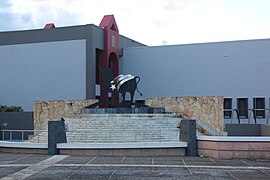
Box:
[123, 39, 270, 123]
[0, 40, 86, 111]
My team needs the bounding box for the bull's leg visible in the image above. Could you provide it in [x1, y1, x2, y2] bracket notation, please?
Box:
[130, 91, 135, 104]
[122, 92, 126, 102]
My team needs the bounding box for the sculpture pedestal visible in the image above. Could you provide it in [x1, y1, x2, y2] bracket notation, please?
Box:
[81, 107, 165, 114]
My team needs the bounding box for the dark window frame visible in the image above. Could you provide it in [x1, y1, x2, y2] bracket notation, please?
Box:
[237, 98, 248, 118]
[253, 97, 265, 118]
[223, 98, 232, 119]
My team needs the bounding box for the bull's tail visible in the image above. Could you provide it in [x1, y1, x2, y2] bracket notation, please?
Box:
[135, 76, 143, 96]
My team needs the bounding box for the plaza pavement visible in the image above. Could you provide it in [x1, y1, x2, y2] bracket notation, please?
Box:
[0, 152, 270, 179]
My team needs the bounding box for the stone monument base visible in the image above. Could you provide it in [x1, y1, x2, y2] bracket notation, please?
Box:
[81, 107, 166, 114]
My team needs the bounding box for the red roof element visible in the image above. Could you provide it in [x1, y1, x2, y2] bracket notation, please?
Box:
[44, 23, 55, 29]
[99, 15, 120, 107]
[99, 15, 119, 33]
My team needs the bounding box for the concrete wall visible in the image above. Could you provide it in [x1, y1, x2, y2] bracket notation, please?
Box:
[0, 112, 33, 140]
[119, 35, 146, 73]
[261, 125, 270, 136]
[0, 112, 33, 130]
[0, 40, 86, 111]
[119, 35, 146, 49]
[85, 25, 103, 99]
[0, 24, 105, 111]
[0, 24, 146, 111]
[225, 124, 270, 136]
[123, 39, 270, 123]
[225, 124, 261, 136]
[197, 137, 270, 159]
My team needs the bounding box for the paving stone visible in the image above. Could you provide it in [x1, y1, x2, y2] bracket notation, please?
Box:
[66, 166, 114, 180]
[56, 155, 95, 164]
[182, 156, 215, 166]
[0, 154, 30, 161]
[123, 157, 152, 165]
[243, 159, 270, 167]
[212, 159, 250, 166]
[10, 154, 51, 164]
[147, 156, 184, 165]
[0, 167, 27, 178]
[227, 169, 270, 179]
[27, 166, 81, 180]
[91, 156, 123, 164]
[0, 153, 270, 179]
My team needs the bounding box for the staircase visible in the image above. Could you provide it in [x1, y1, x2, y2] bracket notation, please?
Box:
[30, 113, 182, 143]
[28, 128, 48, 143]
[66, 113, 181, 143]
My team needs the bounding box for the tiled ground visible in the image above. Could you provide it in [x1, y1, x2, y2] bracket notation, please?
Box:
[0, 152, 270, 179]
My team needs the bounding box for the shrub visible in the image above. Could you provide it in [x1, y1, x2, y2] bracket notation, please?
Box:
[0, 105, 23, 112]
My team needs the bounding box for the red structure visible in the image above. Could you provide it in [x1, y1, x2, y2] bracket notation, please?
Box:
[44, 23, 55, 29]
[99, 15, 120, 106]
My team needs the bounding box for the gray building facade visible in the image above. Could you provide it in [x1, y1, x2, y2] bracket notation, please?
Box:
[1, 18, 270, 124]
[122, 39, 270, 123]
[0, 24, 144, 111]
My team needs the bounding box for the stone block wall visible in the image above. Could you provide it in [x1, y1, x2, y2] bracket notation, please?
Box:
[34, 96, 223, 132]
[145, 96, 224, 131]
[34, 99, 98, 130]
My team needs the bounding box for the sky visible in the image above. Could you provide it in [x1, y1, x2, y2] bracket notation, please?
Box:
[0, 0, 270, 46]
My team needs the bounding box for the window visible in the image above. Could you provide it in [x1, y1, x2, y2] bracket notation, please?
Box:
[253, 98, 265, 118]
[95, 49, 102, 84]
[237, 98, 248, 118]
[112, 35, 116, 48]
[223, 98, 232, 119]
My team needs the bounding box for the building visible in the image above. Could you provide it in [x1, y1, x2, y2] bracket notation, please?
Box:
[0, 15, 144, 111]
[1, 15, 270, 123]
[122, 39, 270, 124]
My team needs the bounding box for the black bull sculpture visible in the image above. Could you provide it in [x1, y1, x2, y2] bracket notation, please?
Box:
[86, 66, 144, 108]
[110, 74, 143, 104]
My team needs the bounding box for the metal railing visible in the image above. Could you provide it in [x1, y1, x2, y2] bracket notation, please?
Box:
[224, 109, 270, 124]
[0, 130, 47, 143]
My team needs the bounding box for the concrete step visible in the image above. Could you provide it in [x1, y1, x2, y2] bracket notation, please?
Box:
[32, 113, 181, 143]
[28, 131, 47, 142]
[64, 118, 180, 129]
[65, 128, 180, 143]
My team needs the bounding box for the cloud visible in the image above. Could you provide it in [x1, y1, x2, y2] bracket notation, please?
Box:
[162, 0, 186, 10]
[0, 0, 83, 31]
[0, 0, 12, 9]
[32, 4, 81, 27]
[0, 11, 16, 29]
[1, 0, 270, 46]
[0, 0, 34, 31]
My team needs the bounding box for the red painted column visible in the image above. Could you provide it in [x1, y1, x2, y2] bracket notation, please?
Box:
[99, 15, 120, 107]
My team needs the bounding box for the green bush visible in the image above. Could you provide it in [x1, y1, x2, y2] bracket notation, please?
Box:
[0, 105, 23, 112]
